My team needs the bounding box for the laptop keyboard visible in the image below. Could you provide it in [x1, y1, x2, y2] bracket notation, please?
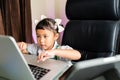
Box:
[28, 64, 50, 80]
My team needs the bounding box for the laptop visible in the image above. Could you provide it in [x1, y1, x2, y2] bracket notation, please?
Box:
[0, 35, 70, 80]
[60, 55, 120, 80]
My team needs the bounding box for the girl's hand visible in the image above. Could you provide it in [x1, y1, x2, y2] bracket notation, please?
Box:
[37, 50, 55, 62]
[17, 42, 27, 53]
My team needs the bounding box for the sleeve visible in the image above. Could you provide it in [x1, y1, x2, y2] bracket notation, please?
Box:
[59, 45, 73, 49]
[26, 43, 38, 55]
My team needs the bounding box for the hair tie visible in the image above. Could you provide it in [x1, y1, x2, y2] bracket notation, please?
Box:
[40, 15, 64, 32]
[55, 19, 64, 32]
[41, 15, 47, 20]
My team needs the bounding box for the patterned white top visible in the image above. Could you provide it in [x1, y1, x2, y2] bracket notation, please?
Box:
[27, 41, 73, 66]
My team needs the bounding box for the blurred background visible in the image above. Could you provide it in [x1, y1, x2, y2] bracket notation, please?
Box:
[31, 0, 68, 43]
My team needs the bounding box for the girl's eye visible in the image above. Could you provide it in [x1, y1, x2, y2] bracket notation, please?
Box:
[37, 35, 40, 38]
[44, 35, 48, 38]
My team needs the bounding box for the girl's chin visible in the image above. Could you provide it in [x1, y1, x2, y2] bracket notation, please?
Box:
[40, 46, 52, 50]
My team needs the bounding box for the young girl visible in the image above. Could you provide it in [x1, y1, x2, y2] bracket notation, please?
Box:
[17, 15, 81, 65]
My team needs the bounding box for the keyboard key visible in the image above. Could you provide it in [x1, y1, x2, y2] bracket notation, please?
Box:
[28, 64, 50, 80]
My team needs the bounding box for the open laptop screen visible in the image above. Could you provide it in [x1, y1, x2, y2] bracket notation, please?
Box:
[0, 35, 35, 80]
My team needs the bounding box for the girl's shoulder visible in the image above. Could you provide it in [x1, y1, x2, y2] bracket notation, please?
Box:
[58, 45, 73, 49]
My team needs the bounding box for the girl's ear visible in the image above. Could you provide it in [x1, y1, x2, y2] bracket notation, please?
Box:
[54, 33, 59, 40]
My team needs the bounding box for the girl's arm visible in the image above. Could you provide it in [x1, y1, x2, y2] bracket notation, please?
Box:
[53, 49, 81, 60]
[37, 49, 81, 62]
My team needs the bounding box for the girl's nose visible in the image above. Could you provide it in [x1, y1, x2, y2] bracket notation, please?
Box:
[39, 37, 45, 43]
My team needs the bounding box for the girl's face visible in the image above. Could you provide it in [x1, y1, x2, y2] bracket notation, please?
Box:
[36, 29, 59, 50]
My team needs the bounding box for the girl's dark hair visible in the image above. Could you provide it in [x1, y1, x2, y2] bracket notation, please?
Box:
[36, 18, 59, 34]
